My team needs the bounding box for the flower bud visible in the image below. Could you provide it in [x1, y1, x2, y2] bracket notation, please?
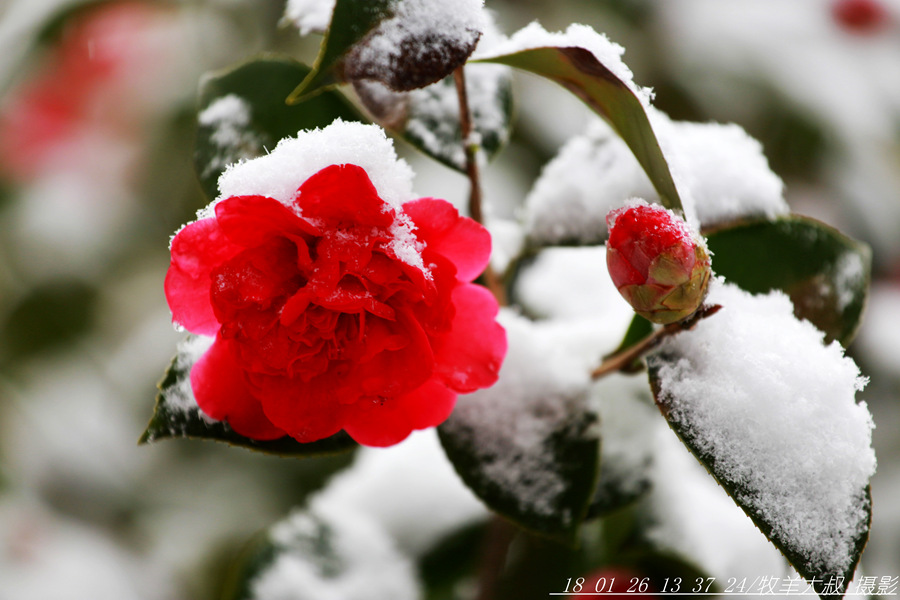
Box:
[606, 202, 711, 324]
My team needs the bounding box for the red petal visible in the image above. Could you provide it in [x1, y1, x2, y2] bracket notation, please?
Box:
[295, 164, 393, 228]
[165, 218, 243, 335]
[191, 336, 286, 440]
[351, 308, 434, 397]
[252, 373, 346, 444]
[215, 195, 319, 246]
[403, 198, 491, 282]
[343, 379, 457, 447]
[433, 283, 506, 393]
[606, 245, 644, 288]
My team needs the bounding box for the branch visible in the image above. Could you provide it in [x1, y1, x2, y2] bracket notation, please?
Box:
[453, 66, 507, 306]
[591, 304, 722, 379]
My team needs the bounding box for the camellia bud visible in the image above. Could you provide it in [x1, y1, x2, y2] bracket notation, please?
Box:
[606, 201, 711, 324]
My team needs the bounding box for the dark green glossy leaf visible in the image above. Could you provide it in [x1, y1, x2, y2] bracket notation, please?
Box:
[438, 391, 599, 542]
[354, 64, 513, 172]
[706, 215, 871, 345]
[140, 336, 357, 457]
[476, 45, 683, 213]
[287, 0, 394, 102]
[195, 55, 360, 200]
[647, 357, 871, 600]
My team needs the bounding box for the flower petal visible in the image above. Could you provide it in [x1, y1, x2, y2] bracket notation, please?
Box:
[402, 198, 491, 282]
[165, 218, 242, 335]
[251, 373, 346, 444]
[191, 336, 286, 440]
[343, 379, 457, 447]
[433, 283, 506, 393]
[295, 164, 393, 228]
[215, 194, 319, 246]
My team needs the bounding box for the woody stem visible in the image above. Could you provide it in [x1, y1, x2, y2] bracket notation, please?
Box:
[591, 304, 722, 379]
[454, 66, 507, 305]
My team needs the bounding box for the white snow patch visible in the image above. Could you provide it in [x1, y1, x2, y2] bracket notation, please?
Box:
[523, 120, 653, 245]
[523, 116, 787, 244]
[312, 429, 487, 557]
[651, 112, 787, 225]
[215, 120, 414, 210]
[198, 94, 251, 146]
[163, 335, 216, 421]
[651, 280, 875, 576]
[515, 245, 632, 323]
[476, 21, 653, 106]
[250, 502, 420, 600]
[283, 0, 335, 35]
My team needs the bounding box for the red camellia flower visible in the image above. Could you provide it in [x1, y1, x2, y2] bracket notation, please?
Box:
[165, 161, 506, 447]
[606, 201, 711, 325]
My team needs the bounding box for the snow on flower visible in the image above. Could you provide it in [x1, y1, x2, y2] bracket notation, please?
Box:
[165, 122, 506, 447]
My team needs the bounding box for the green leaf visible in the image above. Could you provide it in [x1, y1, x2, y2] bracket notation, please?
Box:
[438, 392, 599, 542]
[287, 0, 395, 102]
[140, 336, 357, 457]
[646, 355, 872, 600]
[195, 55, 360, 201]
[705, 215, 871, 345]
[354, 64, 513, 172]
[476, 44, 683, 213]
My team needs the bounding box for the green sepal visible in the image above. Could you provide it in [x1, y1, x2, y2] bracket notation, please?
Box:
[140, 336, 357, 457]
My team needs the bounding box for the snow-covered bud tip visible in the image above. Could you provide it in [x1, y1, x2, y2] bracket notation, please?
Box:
[606, 202, 711, 325]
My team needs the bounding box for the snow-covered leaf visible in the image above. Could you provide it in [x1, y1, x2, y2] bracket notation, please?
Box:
[354, 63, 512, 172]
[646, 282, 874, 598]
[289, 0, 484, 101]
[475, 23, 683, 213]
[195, 55, 359, 200]
[438, 313, 600, 542]
[140, 336, 357, 457]
[222, 504, 419, 600]
[706, 215, 871, 345]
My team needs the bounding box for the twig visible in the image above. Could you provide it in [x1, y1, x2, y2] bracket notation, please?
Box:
[453, 66, 507, 306]
[591, 304, 722, 379]
[475, 517, 517, 600]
